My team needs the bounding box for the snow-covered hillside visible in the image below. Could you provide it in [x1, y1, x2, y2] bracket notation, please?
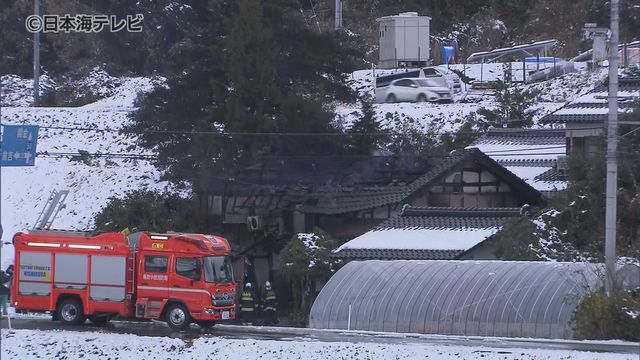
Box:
[0, 73, 167, 267]
[338, 63, 607, 134]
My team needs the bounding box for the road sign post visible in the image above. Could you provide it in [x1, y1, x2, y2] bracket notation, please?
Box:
[1, 125, 39, 268]
[0, 125, 39, 167]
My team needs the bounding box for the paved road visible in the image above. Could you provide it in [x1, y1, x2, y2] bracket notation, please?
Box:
[2, 316, 639, 355]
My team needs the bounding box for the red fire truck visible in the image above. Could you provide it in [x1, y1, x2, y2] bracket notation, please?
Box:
[11, 230, 237, 330]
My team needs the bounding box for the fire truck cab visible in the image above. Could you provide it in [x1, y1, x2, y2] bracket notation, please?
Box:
[12, 230, 237, 330]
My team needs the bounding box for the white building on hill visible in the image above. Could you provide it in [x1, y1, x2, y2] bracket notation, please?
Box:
[377, 12, 430, 69]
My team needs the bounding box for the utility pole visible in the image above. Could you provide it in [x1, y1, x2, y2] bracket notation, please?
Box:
[604, 0, 619, 295]
[33, 0, 41, 106]
[334, 0, 342, 31]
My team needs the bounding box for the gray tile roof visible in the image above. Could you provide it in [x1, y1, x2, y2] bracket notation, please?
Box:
[470, 128, 567, 192]
[471, 128, 565, 147]
[332, 248, 462, 260]
[497, 159, 557, 167]
[533, 167, 565, 182]
[332, 206, 521, 260]
[382, 206, 521, 230]
[543, 113, 608, 123]
[594, 77, 640, 92]
[542, 77, 640, 124]
[544, 112, 638, 124]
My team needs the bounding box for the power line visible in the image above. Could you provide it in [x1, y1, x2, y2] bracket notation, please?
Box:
[37, 152, 157, 160]
[27, 124, 602, 137]
[39, 149, 639, 161]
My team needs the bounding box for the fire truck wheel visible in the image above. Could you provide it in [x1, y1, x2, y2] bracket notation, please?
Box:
[88, 315, 111, 326]
[58, 298, 86, 325]
[166, 303, 191, 331]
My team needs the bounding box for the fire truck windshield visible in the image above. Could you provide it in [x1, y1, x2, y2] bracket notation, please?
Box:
[203, 256, 233, 283]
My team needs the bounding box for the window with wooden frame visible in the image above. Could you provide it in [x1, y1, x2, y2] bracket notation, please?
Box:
[427, 166, 513, 208]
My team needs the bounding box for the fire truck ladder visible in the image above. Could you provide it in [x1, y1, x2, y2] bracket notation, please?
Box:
[33, 189, 69, 230]
[127, 246, 137, 297]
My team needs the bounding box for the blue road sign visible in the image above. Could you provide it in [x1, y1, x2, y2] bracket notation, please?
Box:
[0, 125, 39, 166]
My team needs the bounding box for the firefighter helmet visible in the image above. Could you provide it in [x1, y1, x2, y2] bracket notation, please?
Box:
[264, 281, 272, 290]
[245, 282, 252, 289]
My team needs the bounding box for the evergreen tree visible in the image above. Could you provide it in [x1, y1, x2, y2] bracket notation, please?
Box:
[125, 1, 230, 187]
[348, 98, 388, 154]
[128, 0, 364, 188]
[492, 217, 539, 260]
[0, 0, 33, 76]
[440, 116, 484, 152]
[223, 0, 282, 167]
[477, 65, 540, 128]
[94, 190, 198, 233]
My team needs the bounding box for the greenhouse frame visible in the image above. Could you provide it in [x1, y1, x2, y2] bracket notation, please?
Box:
[309, 260, 637, 339]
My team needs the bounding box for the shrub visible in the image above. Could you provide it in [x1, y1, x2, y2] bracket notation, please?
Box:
[573, 288, 640, 341]
[276, 228, 342, 326]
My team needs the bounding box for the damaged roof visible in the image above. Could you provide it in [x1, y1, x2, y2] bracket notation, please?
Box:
[295, 148, 543, 214]
[212, 148, 545, 215]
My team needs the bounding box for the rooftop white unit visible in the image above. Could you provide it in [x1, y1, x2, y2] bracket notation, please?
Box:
[376, 12, 431, 69]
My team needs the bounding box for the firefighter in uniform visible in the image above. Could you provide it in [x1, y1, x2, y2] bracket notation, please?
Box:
[239, 282, 255, 325]
[261, 281, 278, 325]
[0, 269, 10, 319]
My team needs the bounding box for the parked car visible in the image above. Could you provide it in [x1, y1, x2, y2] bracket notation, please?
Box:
[422, 66, 462, 93]
[383, 78, 453, 103]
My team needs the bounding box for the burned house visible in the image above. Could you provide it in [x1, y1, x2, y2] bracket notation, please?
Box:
[202, 148, 547, 285]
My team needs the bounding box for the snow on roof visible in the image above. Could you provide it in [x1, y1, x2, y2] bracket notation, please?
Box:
[376, 12, 431, 21]
[336, 227, 499, 252]
[470, 143, 564, 161]
[333, 207, 521, 259]
[467, 129, 567, 191]
[552, 106, 611, 115]
[503, 165, 566, 192]
[572, 91, 640, 104]
[542, 77, 640, 123]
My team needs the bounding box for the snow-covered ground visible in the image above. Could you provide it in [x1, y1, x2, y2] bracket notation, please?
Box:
[1, 329, 637, 360]
[0, 72, 167, 267]
[338, 63, 607, 135]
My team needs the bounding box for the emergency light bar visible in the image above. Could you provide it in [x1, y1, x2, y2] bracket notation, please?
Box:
[176, 236, 209, 250]
[27, 242, 61, 247]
